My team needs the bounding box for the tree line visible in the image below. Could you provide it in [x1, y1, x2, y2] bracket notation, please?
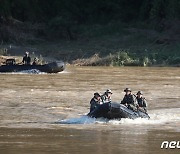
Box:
[0, 0, 179, 24]
[0, 0, 180, 42]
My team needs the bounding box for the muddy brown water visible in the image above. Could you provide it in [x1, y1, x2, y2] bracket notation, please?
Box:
[0, 66, 180, 154]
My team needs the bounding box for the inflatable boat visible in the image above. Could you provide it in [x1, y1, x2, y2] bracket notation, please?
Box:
[0, 59, 65, 73]
[87, 102, 150, 120]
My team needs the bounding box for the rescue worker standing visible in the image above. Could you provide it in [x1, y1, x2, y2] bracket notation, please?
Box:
[101, 89, 113, 103]
[121, 88, 138, 111]
[22, 51, 31, 65]
[90, 93, 101, 112]
[136, 91, 147, 113]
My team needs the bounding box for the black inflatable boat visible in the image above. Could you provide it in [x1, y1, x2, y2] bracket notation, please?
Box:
[88, 102, 150, 120]
[0, 59, 65, 73]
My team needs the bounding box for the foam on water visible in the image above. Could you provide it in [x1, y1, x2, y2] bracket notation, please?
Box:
[19, 69, 43, 74]
[58, 70, 70, 74]
[58, 108, 180, 126]
[1, 69, 69, 74]
[0, 69, 45, 74]
[58, 115, 96, 124]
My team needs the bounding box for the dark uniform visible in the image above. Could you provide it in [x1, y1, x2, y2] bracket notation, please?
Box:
[90, 97, 101, 112]
[136, 97, 147, 113]
[121, 94, 137, 105]
[32, 58, 38, 65]
[22, 55, 31, 65]
[32, 61, 37, 65]
[121, 94, 138, 111]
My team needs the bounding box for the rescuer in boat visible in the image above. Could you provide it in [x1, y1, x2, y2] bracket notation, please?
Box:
[121, 88, 138, 111]
[22, 51, 31, 65]
[32, 57, 38, 65]
[90, 92, 101, 112]
[136, 91, 147, 113]
[101, 89, 113, 103]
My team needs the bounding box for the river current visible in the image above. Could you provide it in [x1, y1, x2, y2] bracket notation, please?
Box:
[0, 66, 179, 154]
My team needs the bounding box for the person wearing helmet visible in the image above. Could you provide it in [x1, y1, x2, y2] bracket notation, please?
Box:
[136, 91, 147, 113]
[101, 89, 113, 103]
[22, 51, 31, 65]
[121, 88, 138, 111]
[90, 92, 101, 112]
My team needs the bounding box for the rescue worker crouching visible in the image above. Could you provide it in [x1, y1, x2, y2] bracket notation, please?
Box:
[136, 91, 147, 113]
[90, 92, 101, 112]
[32, 57, 38, 65]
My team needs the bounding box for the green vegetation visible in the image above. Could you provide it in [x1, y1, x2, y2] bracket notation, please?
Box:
[0, 0, 180, 66]
[72, 51, 180, 67]
[0, 48, 8, 56]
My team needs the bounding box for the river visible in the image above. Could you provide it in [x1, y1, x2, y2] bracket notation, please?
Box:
[0, 66, 180, 154]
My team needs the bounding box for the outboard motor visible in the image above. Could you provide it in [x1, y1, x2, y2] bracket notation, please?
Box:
[46, 61, 65, 73]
